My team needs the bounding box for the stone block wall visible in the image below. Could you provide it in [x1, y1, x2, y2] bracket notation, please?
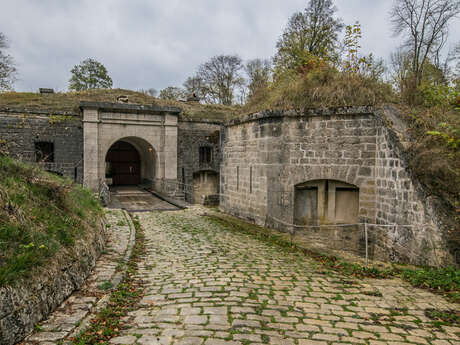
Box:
[220, 107, 454, 266]
[178, 119, 223, 203]
[0, 218, 105, 345]
[0, 110, 83, 183]
[373, 114, 449, 266]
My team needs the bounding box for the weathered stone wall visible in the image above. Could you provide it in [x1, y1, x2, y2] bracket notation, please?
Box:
[178, 119, 222, 203]
[0, 219, 105, 345]
[220, 107, 454, 266]
[0, 110, 83, 183]
[373, 108, 450, 266]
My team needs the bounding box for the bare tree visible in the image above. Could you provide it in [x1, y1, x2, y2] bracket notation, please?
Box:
[139, 88, 158, 97]
[158, 86, 185, 101]
[245, 59, 272, 99]
[390, 48, 413, 92]
[390, 0, 460, 93]
[183, 76, 206, 99]
[0, 33, 17, 91]
[196, 55, 244, 105]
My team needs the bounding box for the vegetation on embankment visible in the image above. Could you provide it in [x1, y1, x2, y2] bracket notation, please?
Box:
[0, 89, 238, 122]
[205, 212, 460, 304]
[242, 67, 395, 113]
[398, 103, 460, 258]
[0, 155, 102, 287]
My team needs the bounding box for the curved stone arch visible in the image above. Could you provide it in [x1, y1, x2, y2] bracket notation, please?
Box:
[192, 167, 219, 175]
[294, 178, 359, 189]
[293, 177, 361, 225]
[102, 136, 159, 184]
[289, 165, 366, 190]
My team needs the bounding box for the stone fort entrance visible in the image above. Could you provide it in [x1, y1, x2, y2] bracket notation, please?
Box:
[81, 102, 181, 193]
[106, 140, 141, 185]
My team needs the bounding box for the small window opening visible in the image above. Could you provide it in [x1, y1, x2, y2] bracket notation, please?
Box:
[199, 146, 212, 164]
[35, 142, 54, 162]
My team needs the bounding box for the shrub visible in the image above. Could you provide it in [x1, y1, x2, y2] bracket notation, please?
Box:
[243, 66, 395, 114]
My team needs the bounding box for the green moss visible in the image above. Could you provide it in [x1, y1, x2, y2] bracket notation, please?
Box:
[205, 212, 460, 303]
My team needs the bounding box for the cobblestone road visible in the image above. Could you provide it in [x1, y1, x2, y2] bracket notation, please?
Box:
[111, 207, 459, 345]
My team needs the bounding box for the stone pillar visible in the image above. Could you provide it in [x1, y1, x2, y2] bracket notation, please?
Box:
[327, 181, 336, 222]
[164, 114, 178, 180]
[317, 180, 327, 222]
[82, 108, 100, 191]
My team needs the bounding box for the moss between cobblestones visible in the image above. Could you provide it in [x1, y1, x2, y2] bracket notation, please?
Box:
[205, 212, 460, 305]
[69, 214, 145, 345]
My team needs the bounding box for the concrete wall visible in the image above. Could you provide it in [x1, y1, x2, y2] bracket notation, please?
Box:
[0, 110, 83, 183]
[220, 107, 454, 266]
[177, 120, 222, 203]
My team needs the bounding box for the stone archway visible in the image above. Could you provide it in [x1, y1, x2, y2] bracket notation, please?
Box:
[82, 102, 179, 193]
[104, 136, 157, 186]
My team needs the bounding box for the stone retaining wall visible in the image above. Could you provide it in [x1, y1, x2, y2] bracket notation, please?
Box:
[220, 106, 454, 266]
[0, 218, 106, 345]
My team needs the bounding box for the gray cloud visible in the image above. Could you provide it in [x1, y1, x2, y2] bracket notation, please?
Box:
[2, 0, 459, 92]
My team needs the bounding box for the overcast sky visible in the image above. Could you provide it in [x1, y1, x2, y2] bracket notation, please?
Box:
[2, 0, 460, 92]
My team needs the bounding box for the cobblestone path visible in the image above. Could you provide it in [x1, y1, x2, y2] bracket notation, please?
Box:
[111, 207, 459, 345]
[23, 209, 133, 345]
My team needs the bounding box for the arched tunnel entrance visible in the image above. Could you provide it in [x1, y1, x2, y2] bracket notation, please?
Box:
[105, 137, 156, 186]
[106, 141, 141, 185]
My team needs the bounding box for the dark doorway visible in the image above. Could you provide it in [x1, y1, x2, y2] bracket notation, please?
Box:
[106, 141, 141, 185]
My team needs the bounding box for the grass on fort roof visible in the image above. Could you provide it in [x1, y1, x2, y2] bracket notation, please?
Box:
[0, 155, 103, 287]
[0, 88, 239, 121]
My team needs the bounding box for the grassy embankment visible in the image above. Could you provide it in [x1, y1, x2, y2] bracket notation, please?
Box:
[0, 88, 238, 122]
[0, 155, 102, 287]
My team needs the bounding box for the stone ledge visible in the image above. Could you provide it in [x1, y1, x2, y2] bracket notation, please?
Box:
[80, 101, 181, 115]
[226, 106, 375, 127]
[179, 117, 225, 125]
[0, 108, 80, 117]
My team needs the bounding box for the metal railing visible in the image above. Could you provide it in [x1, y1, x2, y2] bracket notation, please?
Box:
[266, 214, 441, 267]
[141, 181, 443, 267]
